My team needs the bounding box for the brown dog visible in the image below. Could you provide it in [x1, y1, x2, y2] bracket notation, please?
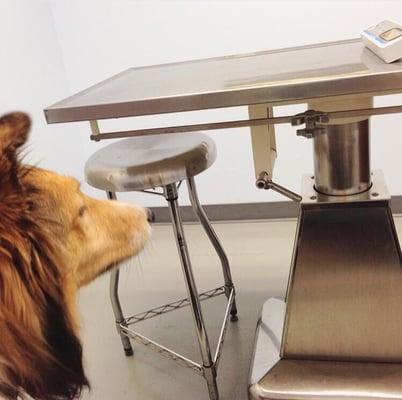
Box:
[0, 113, 151, 400]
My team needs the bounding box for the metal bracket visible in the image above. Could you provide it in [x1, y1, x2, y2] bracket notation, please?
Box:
[248, 104, 277, 184]
[291, 110, 329, 138]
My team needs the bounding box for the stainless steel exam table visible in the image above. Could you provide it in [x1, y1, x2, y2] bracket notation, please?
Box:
[45, 38, 402, 400]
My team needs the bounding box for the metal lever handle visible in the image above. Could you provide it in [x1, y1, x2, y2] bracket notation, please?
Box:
[256, 172, 302, 203]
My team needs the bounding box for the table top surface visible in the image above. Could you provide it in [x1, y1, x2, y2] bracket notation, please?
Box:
[45, 38, 402, 124]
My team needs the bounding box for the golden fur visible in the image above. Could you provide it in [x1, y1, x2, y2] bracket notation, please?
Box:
[0, 112, 151, 399]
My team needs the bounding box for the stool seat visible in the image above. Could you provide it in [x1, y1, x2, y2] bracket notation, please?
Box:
[85, 132, 216, 191]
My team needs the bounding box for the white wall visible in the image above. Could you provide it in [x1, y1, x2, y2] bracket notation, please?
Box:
[0, 0, 86, 179]
[3, 1, 402, 208]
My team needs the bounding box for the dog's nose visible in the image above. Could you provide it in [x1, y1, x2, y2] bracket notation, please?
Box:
[145, 208, 155, 223]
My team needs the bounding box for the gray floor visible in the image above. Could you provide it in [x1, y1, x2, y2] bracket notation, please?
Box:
[78, 216, 402, 400]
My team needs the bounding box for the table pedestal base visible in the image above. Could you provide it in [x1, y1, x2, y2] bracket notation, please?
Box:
[249, 299, 402, 400]
[249, 171, 402, 399]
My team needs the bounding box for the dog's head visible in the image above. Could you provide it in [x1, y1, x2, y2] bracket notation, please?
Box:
[0, 113, 151, 399]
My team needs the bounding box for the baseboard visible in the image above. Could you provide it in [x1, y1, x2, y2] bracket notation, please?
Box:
[151, 195, 402, 223]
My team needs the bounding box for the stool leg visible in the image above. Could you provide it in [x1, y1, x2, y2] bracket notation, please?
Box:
[107, 191, 134, 357]
[164, 184, 219, 400]
[186, 177, 238, 321]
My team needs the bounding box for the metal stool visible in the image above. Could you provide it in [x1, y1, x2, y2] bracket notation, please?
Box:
[84, 132, 238, 400]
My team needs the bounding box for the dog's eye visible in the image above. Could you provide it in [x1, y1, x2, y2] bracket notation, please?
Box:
[78, 205, 88, 217]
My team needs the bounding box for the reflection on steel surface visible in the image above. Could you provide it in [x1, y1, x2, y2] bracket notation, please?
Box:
[45, 39, 402, 123]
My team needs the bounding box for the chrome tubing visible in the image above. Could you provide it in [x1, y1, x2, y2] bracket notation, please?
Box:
[313, 120, 371, 196]
[107, 191, 134, 356]
[164, 183, 219, 400]
[187, 177, 238, 321]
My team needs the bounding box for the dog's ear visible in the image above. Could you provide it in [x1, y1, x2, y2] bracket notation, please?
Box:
[0, 112, 30, 148]
[0, 112, 30, 189]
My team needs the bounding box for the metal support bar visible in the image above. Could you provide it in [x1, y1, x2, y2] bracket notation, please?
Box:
[248, 104, 277, 182]
[187, 177, 238, 321]
[89, 120, 101, 142]
[120, 325, 204, 375]
[267, 181, 302, 203]
[107, 190, 134, 356]
[125, 286, 226, 325]
[164, 182, 218, 399]
[89, 104, 402, 141]
[119, 287, 236, 378]
[256, 172, 302, 202]
[213, 288, 235, 368]
[140, 189, 165, 196]
[139, 181, 183, 197]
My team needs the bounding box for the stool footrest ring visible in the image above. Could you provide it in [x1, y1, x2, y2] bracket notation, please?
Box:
[125, 286, 226, 324]
[120, 287, 235, 376]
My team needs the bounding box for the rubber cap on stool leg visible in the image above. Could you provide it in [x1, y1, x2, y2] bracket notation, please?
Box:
[124, 348, 134, 356]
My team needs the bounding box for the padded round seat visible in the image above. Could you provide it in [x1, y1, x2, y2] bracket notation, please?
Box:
[85, 132, 216, 191]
